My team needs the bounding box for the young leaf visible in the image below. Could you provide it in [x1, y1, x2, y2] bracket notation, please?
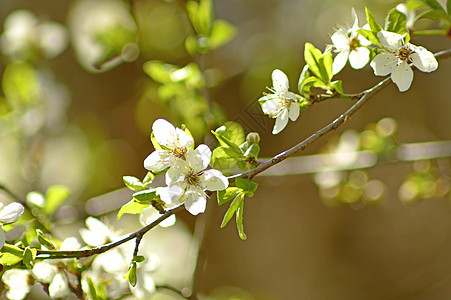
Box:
[44, 185, 70, 215]
[365, 7, 382, 33]
[304, 43, 323, 80]
[319, 50, 333, 83]
[356, 29, 380, 46]
[123, 176, 146, 192]
[243, 144, 260, 158]
[142, 172, 155, 185]
[125, 262, 138, 287]
[385, 8, 407, 34]
[23, 246, 36, 269]
[37, 229, 57, 249]
[0, 244, 24, 266]
[297, 64, 310, 94]
[117, 199, 149, 219]
[142, 60, 175, 84]
[198, 0, 213, 35]
[235, 178, 258, 197]
[331, 80, 344, 94]
[133, 189, 158, 203]
[220, 192, 244, 228]
[209, 19, 237, 49]
[217, 187, 241, 205]
[236, 201, 247, 240]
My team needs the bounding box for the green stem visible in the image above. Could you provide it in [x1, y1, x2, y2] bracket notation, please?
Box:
[413, 29, 448, 36]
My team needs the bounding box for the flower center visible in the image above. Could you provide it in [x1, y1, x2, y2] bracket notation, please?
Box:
[396, 46, 411, 62]
[185, 168, 202, 186]
[277, 96, 291, 108]
[349, 36, 360, 51]
[171, 146, 187, 159]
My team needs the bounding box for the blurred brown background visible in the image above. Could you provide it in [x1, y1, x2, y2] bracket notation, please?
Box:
[1, 0, 451, 299]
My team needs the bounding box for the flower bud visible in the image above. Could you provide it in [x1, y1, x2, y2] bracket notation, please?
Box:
[0, 202, 24, 224]
[246, 132, 260, 145]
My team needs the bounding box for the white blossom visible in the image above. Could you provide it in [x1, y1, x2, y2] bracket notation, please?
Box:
[79, 217, 120, 247]
[259, 69, 300, 135]
[0, 202, 24, 249]
[331, 8, 371, 74]
[370, 31, 438, 92]
[144, 119, 194, 172]
[159, 148, 229, 215]
[2, 269, 31, 300]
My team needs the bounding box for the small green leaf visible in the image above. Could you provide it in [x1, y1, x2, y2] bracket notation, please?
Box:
[297, 64, 310, 94]
[133, 255, 145, 263]
[236, 201, 247, 240]
[211, 131, 244, 158]
[23, 246, 36, 269]
[87, 277, 99, 300]
[221, 192, 244, 228]
[243, 144, 260, 158]
[125, 262, 138, 287]
[117, 199, 149, 219]
[385, 8, 407, 34]
[142, 172, 155, 185]
[215, 122, 245, 145]
[331, 80, 344, 94]
[185, 35, 198, 56]
[143, 60, 175, 84]
[217, 187, 241, 205]
[319, 50, 333, 83]
[45, 185, 70, 215]
[198, 0, 213, 35]
[37, 229, 57, 249]
[365, 7, 382, 33]
[133, 189, 158, 203]
[356, 29, 380, 46]
[209, 19, 236, 49]
[235, 178, 258, 197]
[123, 176, 146, 192]
[304, 43, 323, 80]
[0, 244, 24, 266]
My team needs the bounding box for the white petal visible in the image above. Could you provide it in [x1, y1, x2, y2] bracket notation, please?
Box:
[0, 229, 5, 250]
[140, 207, 159, 226]
[3, 269, 30, 300]
[79, 228, 106, 247]
[60, 237, 80, 251]
[194, 144, 212, 170]
[261, 98, 280, 117]
[272, 109, 289, 135]
[349, 47, 370, 69]
[152, 119, 177, 148]
[184, 189, 206, 215]
[371, 53, 398, 76]
[351, 7, 359, 30]
[202, 169, 229, 191]
[0, 202, 24, 224]
[331, 29, 349, 50]
[410, 46, 438, 73]
[86, 217, 111, 239]
[165, 160, 188, 185]
[391, 61, 413, 92]
[288, 102, 300, 121]
[159, 185, 183, 205]
[175, 127, 194, 148]
[144, 150, 170, 171]
[377, 31, 403, 51]
[332, 50, 349, 75]
[159, 214, 176, 227]
[271, 69, 289, 93]
[49, 273, 69, 299]
[32, 261, 58, 282]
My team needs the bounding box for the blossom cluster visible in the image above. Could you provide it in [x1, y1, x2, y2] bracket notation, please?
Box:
[144, 119, 229, 215]
[259, 8, 438, 135]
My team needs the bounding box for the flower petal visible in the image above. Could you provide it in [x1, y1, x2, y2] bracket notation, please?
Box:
[0, 202, 24, 224]
[377, 30, 403, 51]
[272, 109, 289, 135]
[175, 127, 194, 148]
[261, 98, 280, 117]
[271, 69, 289, 93]
[158, 185, 183, 205]
[371, 53, 398, 76]
[410, 46, 438, 73]
[331, 29, 349, 50]
[288, 102, 300, 121]
[152, 119, 177, 148]
[202, 169, 229, 191]
[194, 144, 212, 170]
[0, 229, 5, 250]
[332, 50, 349, 75]
[32, 261, 58, 282]
[349, 47, 370, 69]
[144, 150, 170, 171]
[49, 273, 69, 299]
[391, 61, 413, 92]
[184, 189, 206, 215]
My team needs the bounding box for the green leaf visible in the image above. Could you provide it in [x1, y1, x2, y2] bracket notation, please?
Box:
[133, 255, 145, 263]
[297, 64, 310, 94]
[198, 0, 213, 34]
[87, 277, 99, 300]
[37, 229, 57, 249]
[142, 172, 155, 185]
[319, 50, 333, 82]
[365, 7, 382, 33]
[23, 246, 36, 269]
[385, 8, 407, 34]
[356, 29, 380, 46]
[423, 0, 446, 12]
[211, 132, 244, 158]
[220, 192, 244, 228]
[331, 80, 344, 94]
[117, 199, 149, 219]
[304, 43, 323, 80]
[45, 185, 70, 215]
[236, 201, 247, 240]
[125, 262, 138, 287]
[209, 19, 237, 49]
[243, 144, 260, 158]
[0, 244, 24, 266]
[236, 178, 258, 197]
[123, 176, 146, 192]
[143, 60, 175, 84]
[214, 121, 245, 145]
[217, 187, 241, 205]
[211, 147, 238, 170]
[185, 35, 198, 56]
[133, 189, 158, 203]
[299, 76, 326, 94]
